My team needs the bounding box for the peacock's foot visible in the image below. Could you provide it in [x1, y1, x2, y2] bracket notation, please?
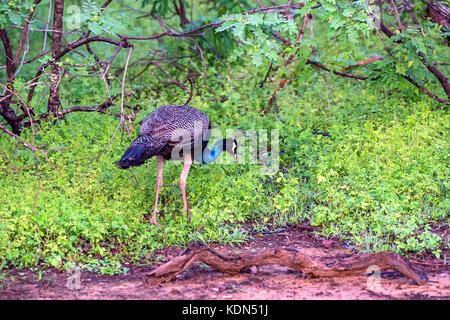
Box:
[150, 210, 160, 226]
[150, 218, 160, 226]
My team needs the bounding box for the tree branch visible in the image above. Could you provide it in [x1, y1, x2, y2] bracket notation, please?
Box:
[379, 21, 450, 102]
[145, 243, 428, 285]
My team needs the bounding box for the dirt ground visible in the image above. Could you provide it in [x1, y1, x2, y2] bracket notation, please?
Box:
[1, 224, 449, 300]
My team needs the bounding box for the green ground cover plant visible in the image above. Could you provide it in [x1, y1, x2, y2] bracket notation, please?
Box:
[0, 0, 448, 275]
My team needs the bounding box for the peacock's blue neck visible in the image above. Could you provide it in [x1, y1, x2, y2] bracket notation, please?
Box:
[194, 140, 224, 164]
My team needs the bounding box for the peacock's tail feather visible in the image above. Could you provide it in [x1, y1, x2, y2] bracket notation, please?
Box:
[115, 135, 165, 169]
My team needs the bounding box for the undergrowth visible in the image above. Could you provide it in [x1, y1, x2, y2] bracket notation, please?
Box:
[0, 63, 448, 275]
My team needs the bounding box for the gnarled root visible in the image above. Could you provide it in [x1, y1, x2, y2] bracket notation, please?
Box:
[145, 243, 428, 285]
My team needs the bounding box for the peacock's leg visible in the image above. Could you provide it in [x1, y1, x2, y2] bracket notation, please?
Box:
[151, 155, 165, 226]
[179, 153, 193, 223]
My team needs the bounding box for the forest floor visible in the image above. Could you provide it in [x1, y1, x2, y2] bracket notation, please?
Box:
[1, 225, 449, 300]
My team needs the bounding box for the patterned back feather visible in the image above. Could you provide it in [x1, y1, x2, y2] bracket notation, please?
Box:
[116, 105, 211, 168]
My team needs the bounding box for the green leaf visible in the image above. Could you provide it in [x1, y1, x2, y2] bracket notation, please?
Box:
[87, 22, 103, 34]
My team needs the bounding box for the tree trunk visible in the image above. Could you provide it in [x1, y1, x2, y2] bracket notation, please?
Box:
[0, 29, 21, 134]
[47, 0, 64, 115]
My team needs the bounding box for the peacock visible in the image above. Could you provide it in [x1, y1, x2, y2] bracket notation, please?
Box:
[115, 105, 238, 225]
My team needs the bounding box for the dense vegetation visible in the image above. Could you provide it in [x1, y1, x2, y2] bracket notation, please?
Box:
[0, 0, 448, 275]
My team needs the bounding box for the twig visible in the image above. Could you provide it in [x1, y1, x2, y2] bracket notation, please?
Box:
[42, 0, 52, 52]
[184, 77, 195, 105]
[120, 46, 134, 141]
[188, 37, 207, 86]
[259, 63, 273, 87]
[390, 0, 405, 31]
[284, 14, 309, 66]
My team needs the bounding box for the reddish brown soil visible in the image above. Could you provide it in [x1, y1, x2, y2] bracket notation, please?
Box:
[1, 225, 449, 300]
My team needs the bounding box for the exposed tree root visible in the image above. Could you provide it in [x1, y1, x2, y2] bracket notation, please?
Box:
[145, 243, 428, 285]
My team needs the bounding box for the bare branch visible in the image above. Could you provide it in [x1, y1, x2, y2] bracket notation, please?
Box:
[145, 243, 428, 285]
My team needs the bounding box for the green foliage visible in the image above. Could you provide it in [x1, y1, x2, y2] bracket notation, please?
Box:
[0, 0, 448, 275]
[71, 0, 128, 35]
[2, 60, 448, 274]
[0, 0, 33, 28]
[320, 0, 376, 42]
[216, 12, 297, 66]
[295, 99, 448, 253]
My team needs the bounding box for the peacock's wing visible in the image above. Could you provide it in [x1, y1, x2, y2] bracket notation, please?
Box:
[139, 105, 210, 147]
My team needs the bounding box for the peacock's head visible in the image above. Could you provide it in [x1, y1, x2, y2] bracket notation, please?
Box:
[223, 138, 238, 161]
